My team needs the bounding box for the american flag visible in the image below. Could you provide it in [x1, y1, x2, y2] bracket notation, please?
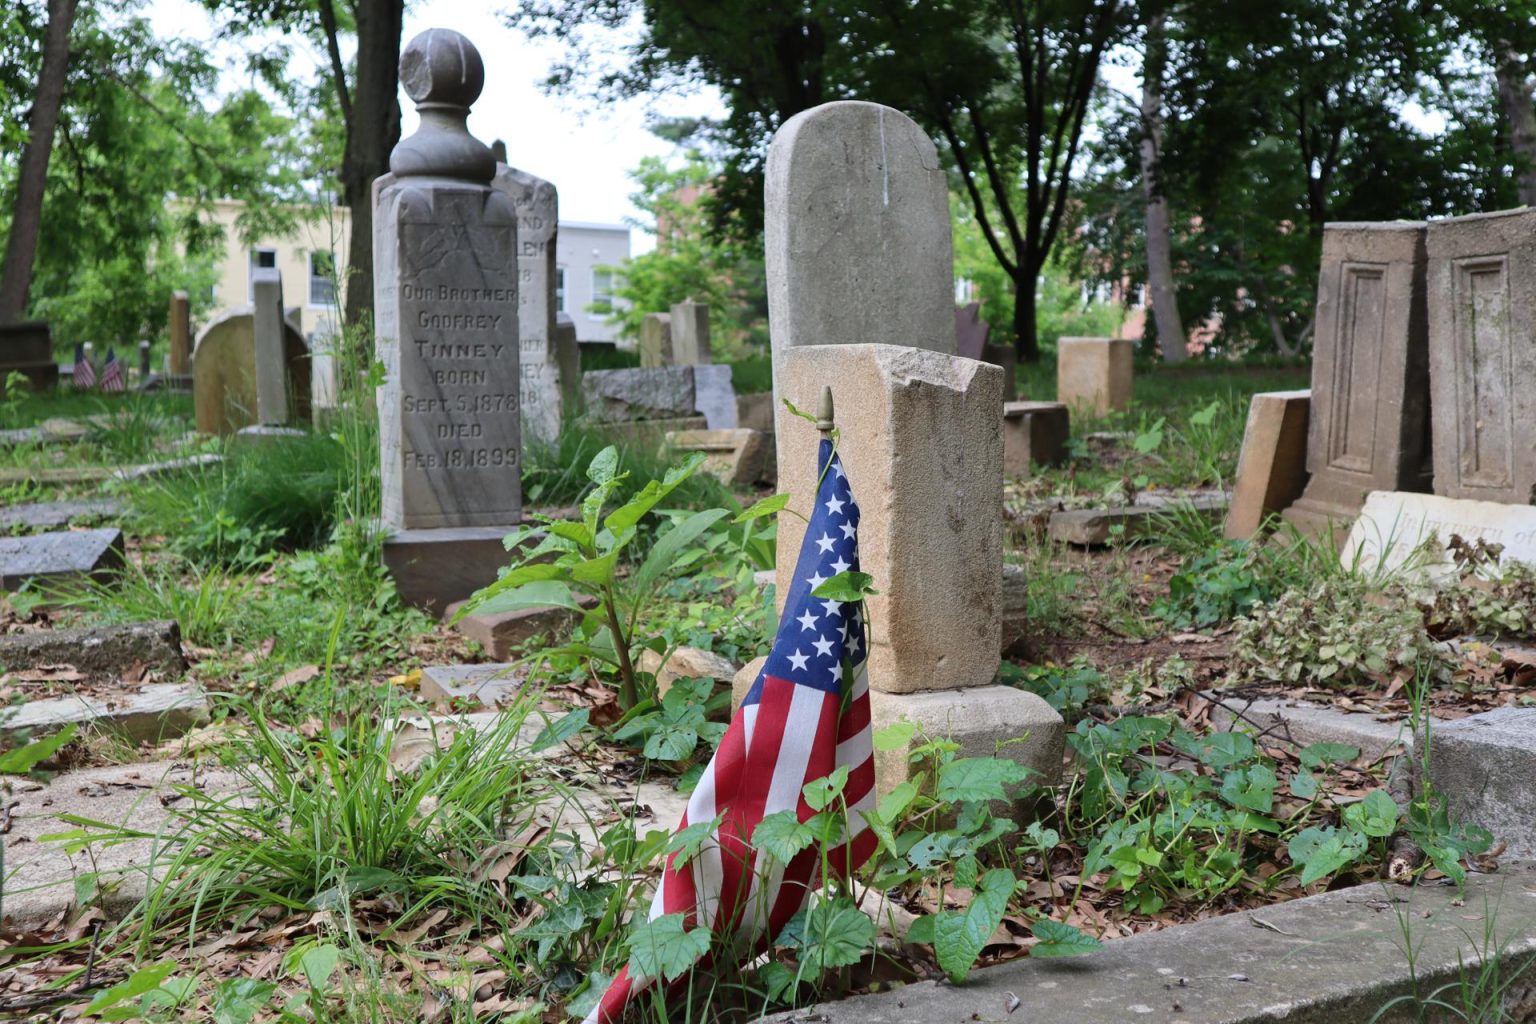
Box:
[586, 436, 877, 1023]
[98, 349, 125, 392]
[72, 343, 95, 390]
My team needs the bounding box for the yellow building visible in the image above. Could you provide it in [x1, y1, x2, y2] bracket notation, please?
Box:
[198, 198, 352, 340]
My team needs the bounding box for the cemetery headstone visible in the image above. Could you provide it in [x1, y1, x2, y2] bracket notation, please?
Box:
[169, 290, 191, 376]
[665, 427, 772, 486]
[669, 299, 712, 364]
[692, 363, 737, 429]
[493, 161, 563, 442]
[251, 267, 290, 424]
[192, 306, 311, 436]
[638, 312, 673, 367]
[1426, 208, 1536, 506]
[0, 528, 125, 595]
[374, 28, 523, 614]
[1284, 223, 1431, 537]
[554, 312, 580, 407]
[1056, 336, 1132, 415]
[0, 321, 58, 390]
[581, 365, 736, 428]
[1341, 489, 1536, 581]
[1225, 389, 1311, 539]
[1001, 400, 1069, 477]
[138, 340, 151, 380]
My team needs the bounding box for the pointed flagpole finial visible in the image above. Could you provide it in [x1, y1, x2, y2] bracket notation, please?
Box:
[816, 385, 835, 436]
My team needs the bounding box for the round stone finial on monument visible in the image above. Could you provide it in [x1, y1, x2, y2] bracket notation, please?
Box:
[389, 28, 496, 183]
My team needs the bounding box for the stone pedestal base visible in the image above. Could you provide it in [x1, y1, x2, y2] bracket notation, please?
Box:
[382, 525, 520, 616]
[1002, 401, 1069, 477]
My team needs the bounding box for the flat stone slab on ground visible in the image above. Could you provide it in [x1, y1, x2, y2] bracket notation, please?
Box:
[1208, 691, 1413, 763]
[1426, 706, 1536, 859]
[0, 527, 124, 593]
[0, 681, 209, 745]
[0, 619, 186, 681]
[1049, 492, 1228, 546]
[419, 663, 529, 709]
[768, 867, 1536, 1024]
[0, 498, 122, 532]
[1343, 490, 1536, 581]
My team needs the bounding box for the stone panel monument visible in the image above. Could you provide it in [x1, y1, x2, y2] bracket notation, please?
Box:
[639, 312, 672, 367]
[374, 28, 523, 614]
[493, 162, 563, 442]
[669, 299, 711, 365]
[1426, 208, 1536, 506]
[1284, 222, 1432, 537]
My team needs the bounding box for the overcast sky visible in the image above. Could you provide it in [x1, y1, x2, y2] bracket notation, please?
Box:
[145, 0, 727, 252]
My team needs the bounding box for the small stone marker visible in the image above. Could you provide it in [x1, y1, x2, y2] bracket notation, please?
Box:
[1001, 400, 1069, 477]
[168, 290, 191, 375]
[691, 364, 737, 429]
[1224, 389, 1311, 540]
[581, 365, 736, 429]
[251, 267, 290, 424]
[0, 498, 122, 531]
[0, 528, 125, 594]
[493, 161, 563, 442]
[1285, 222, 1431, 538]
[374, 28, 522, 612]
[419, 663, 527, 709]
[192, 307, 311, 435]
[669, 299, 711, 364]
[765, 101, 957, 398]
[443, 593, 596, 660]
[1, 682, 209, 746]
[736, 391, 775, 433]
[1426, 208, 1536, 505]
[665, 428, 773, 486]
[639, 313, 673, 367]
[0, 320, 58, 390]
[1341, 490, 1536, 580]
[1049, 491, 1228, 546]
[1056, 336, 1132, 415]
[554, 312, 580, 405]
[777, 345, 1003, 694]
[637, 645, 738, 700]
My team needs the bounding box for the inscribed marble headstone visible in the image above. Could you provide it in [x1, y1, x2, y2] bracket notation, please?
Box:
[493, 162, 562, 442]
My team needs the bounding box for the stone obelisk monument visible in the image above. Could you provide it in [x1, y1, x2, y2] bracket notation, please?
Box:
[375, 28, 523, 614]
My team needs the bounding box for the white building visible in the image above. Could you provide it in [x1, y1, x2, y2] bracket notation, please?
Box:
[188, 201, 630, 344]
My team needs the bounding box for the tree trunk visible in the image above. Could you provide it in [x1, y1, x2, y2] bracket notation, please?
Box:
[1013, 271, 1039, 363]
[1138, 2, 1186, 363]
[1496, 47, 1536, 207]
[0, 0, 78, 323]
[339, 0, 404, 332]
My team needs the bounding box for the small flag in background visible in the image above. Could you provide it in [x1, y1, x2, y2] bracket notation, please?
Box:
[72, 343, 96, 390]
[587, 435, 876, 1024]
[98, 348, 125, 392]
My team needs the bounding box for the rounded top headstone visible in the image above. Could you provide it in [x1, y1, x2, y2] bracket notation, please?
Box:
[399, 28, 484, 108]
[388, 28, 495, 182]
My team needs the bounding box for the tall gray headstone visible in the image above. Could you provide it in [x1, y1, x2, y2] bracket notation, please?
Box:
[251, 267, 288, 425]
[639, 312, 673, 367]
[765, 100, 956, 404]
[493, 163, 562, 442]
[374, 29, 523, 613]
[670, 299, 711, 365]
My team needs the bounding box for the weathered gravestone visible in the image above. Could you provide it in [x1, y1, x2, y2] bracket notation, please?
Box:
[1056, 336, 1132, 415]
[0, 528, 124, 595]
[192, 306, 311, 436]
[1284, 223, 1431, 538]
[251, 267, 291, 424]
[1001, 400, 1069, 477]
[169, 290, 191, 375]
[1341, 489, 1536, 581]
[553, 312, 580, 407]
[765, 100, 1061, 804]
[638, 313, 672, 367]
[581, 365, 736, 429]
[1225, 389, 1311, 540]
[765, 100, 957, 409]
[0, 321, 58, 390]
[670, 299, 711, 365]
[1426, 208, 1536, 506]
[957, 302, 1017, 401]
[375, 28, 523, 614]
[493, 161, 564, 442]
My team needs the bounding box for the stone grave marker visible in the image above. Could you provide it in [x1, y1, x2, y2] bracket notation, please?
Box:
[554, 312, 580, 407]
[1341, 489, 1536, 580]
[493, 161, 563, 442]
[1426, 208, 1536, 506]
[669, 299, 711, 364]
[192, 306, 311, 435]
[1001, 400, 1069, 477]
[581, 365, 736, 429]
[639, 312, 673, 367]
[169, 290, 191, 375]
[665, 428, 772, 486]
[1225, 389, 1311, 539]
[1056, 336, 1132, 415]
[374, 28, 523, 614]
[0, 528, 125, 594]
[1284, 223, 1431, 538]
[0, 498, 122, 532]
[0, 321, 58, 390]
[137, 341, 151, 380]
[251, 267, 290, 424]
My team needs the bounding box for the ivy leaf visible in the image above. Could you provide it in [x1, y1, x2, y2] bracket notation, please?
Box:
[873, 721, 916, 751]
[1299, 742, 1360, 769]
[937, 758, 1032, 804]
[1288, 826, 1366, 886]
[734, 493, 790, 523]
[812, 571, 879, 601]
[777, 898, 873, 971]
[932, 868, 1015, 983]
[644, 725, 698, 763]
[1219, 764, 1277, 813]
[802, 765, 850, 812]
[753, 811, 817, 863]
[1342, 790, 1399, 839]
[626, 913, 711, 983]
[1030, 919, 1103, 958]
[1290, 769, 1319, 800]
[666, 817, 722, 862]
[1172, 730, 1254, 769]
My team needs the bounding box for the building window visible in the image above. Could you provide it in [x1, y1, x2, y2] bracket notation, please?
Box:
[555, 267, 566, 312]
[591, 268, 614, 311]
[309, 250, 337, 306]
[248, 248, 278, 301]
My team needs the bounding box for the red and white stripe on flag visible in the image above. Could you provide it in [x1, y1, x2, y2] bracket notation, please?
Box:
[585, 436, 876, 1023]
